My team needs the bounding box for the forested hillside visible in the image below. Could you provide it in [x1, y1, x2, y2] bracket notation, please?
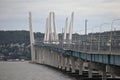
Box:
[0, 30, 44, 60]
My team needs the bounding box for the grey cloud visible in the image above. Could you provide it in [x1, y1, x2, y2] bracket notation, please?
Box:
[0, 0, 120, 32]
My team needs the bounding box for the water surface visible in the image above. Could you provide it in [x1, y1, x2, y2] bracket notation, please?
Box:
[0, 61, 75, 80]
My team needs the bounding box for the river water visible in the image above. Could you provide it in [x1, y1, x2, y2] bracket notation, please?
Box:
[0, 61, 76, 80]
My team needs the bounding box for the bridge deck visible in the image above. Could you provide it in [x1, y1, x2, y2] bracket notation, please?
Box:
[34, 43, 120, 67]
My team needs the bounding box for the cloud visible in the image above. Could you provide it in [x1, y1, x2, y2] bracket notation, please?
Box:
[0, 0, 120, 32]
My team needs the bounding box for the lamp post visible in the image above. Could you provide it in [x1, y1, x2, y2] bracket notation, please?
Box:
[79, 30, 84, 51]
[90, 28, 94, 52]
[98, 23, 110, 53]
[84, 19, 88, 52]
[109, 19, 120, 55]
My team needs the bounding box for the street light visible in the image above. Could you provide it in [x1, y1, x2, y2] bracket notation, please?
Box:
[84, 19, 88, 52]
[109, 19, 120, 55]
[78, 30, 84, 51]
[92, 23, 110, 53]
[89, 28, 94, 52]
[98, 23, 110, 53]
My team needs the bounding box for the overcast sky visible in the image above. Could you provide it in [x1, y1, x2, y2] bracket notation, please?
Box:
[0, 0, 120, 33]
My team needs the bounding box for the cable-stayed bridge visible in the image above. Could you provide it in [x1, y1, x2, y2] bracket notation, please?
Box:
[29, 12, 120, 80]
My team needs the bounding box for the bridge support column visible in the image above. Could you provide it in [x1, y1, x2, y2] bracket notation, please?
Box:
[78, 59, 84, 75]
[42, 49, 46, 64]
[61, 55, 66, 70]
[102, 71, 107, 80]
[47, 50, 51, 65]
[53, 51, 58, 67]
[39, 48, 42, 64]
[58, 54, 62, 69]
[107, 65, 120, 77]
[66, 56, 70, 71]
[43, 49, 46, 64]
[52, 52, 55, 66]
[40, 49, 44, 64]
[55, 53, 58, 67]
[51, 51, 54, 66]
[38, 48, 41, 64]
[35, 47, 40, 63]
[46, 49, 49, 65]
[56, 53, 59, 68]
[71, 57, 76, 73]
[53, 52, 57, 67]
[88, 62, 107, 80]
[34, 47, 37, 62]
[45, 49, 49, 65]
[88, 62, 92, 78]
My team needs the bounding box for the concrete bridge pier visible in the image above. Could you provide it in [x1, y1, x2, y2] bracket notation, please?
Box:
[46, 49, 50, 65]
[37, 48, 42, 64]
[56, 53, 60, 68]
[65, 56, 70, 71]
[53, 52, 57, 67]
[107, 65, 120, 78]
[37, 48, 41, 63]
[52, 51, 59, 68]
[88, 62, 92, 78]
[102, 71, 107, 80]
[35, 47, 40, 63]
[47, 50, 51, 66]
[45, 49, 49, 65]
[57, 53, 60, 68]
[70, 57, 76, 73]
[88, 62, 107, 80]
[43, 49, 47, 64]
[61, 55, 66, 70]
[78, 59, 84, 75]
[51, 51, 54, 66]
[50, 50, 54, 66]
[34, 47, 37, 62]
[58, 54, 62, 69]
[47, 50, 52, 66]
[40, 48, 44, 64]
[40, 48, 47, 65]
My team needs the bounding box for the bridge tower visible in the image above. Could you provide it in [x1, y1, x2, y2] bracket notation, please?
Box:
[63, 17, 68, 44]
[68, 12, 74, 44]
[44, 12, 59, 44]
[44, 18, 49, 44]
[29, 12, 35, 62]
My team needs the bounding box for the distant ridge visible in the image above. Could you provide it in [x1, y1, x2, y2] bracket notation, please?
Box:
[0, 30, 44, 45]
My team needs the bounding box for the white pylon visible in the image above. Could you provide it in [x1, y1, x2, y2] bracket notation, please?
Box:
[46, 18, 50, 43]
[63, 17, 68, 44]
[53, 12, 59, 44]
[44, 18, 48, 43]
[29, 12, 35, 62]
[44, 12, 59, 44]
[49, 12, 52, 43]
[69, 12, 74, 44]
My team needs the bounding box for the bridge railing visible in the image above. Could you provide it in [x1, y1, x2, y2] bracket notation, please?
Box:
[62, 32, 120, 55]
[34, 28, 120, 55]
[34, 42, 120, 66]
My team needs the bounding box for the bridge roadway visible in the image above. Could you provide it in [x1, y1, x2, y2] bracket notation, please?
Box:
[33, 43, 120, 80]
